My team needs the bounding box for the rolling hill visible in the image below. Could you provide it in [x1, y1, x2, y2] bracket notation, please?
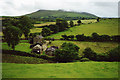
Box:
[26, 10, 97, 19]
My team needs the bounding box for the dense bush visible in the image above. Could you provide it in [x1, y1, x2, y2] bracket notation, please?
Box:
[76, 34, 85, 41]
[68, 35, 74, 41]
[108, 45, 120, 61]
[83, 47, 97, 60]
[111, 35, 120, 42]
[80, 58, 90, 62]
[91, 32, 100, 41]
[54, 42, 79, 62]
[96, 53, 109, 61]
[62, 33, 120, 42]
[41, 27, 51, 37]
[61, 34, 68, 40]
[61, 42, 80, 52]
[49, 24, 59, 33]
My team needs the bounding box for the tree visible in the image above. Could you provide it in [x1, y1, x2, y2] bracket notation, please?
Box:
[56, 18, 68, 31]
[49, 24, 59, 33]
[108, 45, 120, 61]
[83, 47, 97, 60]
[19, 16, 34, 38]
[100, 35, 111, 41]
[68, 35, 74, 41]
[111, 35, 120, 42]
[92, 32, 100, 41]
[70, 20, 74, 27]
[54, 42, 79, 62]
[76, 34, 85, 41]
[3, 26, 22, 50]
[77, 20, 81, 25]
[61, 42, 80, 52]
[41, 27, 51, 37]
[61, 35, 68, 40]
[97, 17, 100, 22]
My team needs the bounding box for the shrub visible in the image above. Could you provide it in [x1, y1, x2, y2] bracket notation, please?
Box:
[54, 43, 79, 62]
[83, 47, 97, 60]
[91, 32, 100, 41]
[61, 42, 80, 52]
[61, 35, 68, 40]
[107, 45, 120, 61]
[54, 49, 78, 62]
[100, 35, 111, 42]
[96, 53, 109, 61]
[76, 34, 85, 41]
[68, 35, 74, 41]
[80, 58, 90, 62]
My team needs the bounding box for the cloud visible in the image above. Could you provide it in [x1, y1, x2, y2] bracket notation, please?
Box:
[0, 0, 119, 17]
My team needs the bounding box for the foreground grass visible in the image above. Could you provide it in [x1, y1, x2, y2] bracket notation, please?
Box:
[48, 19, 119, 39]
[2, 62, 118, 78]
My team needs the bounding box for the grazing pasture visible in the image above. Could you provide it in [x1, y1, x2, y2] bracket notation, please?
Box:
[48, 19, 118, 39]
[2, 43, 31, 53]
[34, 22, 56, 27]
[2, 62, 118, 78]
[30, 28, 42, 33]
[48, 40, 118, 54]
[30, 19, 98, 34]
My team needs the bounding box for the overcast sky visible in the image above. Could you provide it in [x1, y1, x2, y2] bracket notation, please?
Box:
[0, 0, 119, 17]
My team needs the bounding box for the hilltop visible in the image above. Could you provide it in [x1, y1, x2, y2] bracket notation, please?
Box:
[26, 10, 97, 20]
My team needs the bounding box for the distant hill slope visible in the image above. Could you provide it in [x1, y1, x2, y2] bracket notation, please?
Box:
[26, 10, 97, 20]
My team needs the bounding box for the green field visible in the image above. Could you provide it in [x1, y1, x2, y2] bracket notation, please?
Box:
[30, 28, 42, 33]
[68, 19, 97, 24]
[34, 22, 56, 27]
[48, 19, 119, 39]
[30, 19, 97, 34]
[2, 43, 31, 53]
[49, 40, 118, 54]
[2, 62, 118, 78]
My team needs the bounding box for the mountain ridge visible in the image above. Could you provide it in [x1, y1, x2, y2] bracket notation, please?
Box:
[26, 9, 97, 20]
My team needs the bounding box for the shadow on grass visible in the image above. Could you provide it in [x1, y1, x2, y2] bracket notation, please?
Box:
[2, 49, 55, 62]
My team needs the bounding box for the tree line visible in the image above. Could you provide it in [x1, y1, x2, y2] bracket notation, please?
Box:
[61, 33, 120, 42]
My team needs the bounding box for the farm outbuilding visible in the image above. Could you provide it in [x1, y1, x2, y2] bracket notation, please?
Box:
[33, 35, 44, 44]
[31, 44, 43, 54]
[30, 35, 50, 54]
[45, 46, 58, 56]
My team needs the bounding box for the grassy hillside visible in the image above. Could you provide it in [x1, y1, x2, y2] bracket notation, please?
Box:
[48, 19, 119, 39]
[2, 62, 118, 78]
[27, 10, 97, 18]
[2, 54, 50, 64]
[48, 40, 118, 54]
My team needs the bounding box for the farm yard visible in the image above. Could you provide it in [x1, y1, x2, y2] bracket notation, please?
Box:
[2, 40, 118, 55]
